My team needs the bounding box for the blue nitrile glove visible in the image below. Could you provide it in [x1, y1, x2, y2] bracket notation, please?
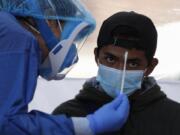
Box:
[87, 94, 129, 134]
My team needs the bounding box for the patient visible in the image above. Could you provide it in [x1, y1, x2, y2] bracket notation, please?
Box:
[53, 11, 180, 135]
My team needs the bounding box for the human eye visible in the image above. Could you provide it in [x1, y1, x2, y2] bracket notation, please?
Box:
[127, 61, 139, 69]
[105, 55, 115, 64]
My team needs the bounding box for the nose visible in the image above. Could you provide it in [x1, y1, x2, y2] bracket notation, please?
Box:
[117, 51, 128, 70]
[113, 62, 125, 70]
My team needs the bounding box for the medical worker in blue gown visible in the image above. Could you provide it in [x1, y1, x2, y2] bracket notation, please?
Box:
[0, 0, 129, 134]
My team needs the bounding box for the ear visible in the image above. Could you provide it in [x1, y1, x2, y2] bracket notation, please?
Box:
[94, 47, 99, 65]
[144, 58, 158, 76]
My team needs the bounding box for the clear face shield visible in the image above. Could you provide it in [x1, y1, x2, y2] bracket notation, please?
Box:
[14, 0, 96, 80]
[39, 21, 90, 80]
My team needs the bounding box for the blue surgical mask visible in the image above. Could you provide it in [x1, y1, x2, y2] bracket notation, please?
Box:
[96, 64, 144, 98]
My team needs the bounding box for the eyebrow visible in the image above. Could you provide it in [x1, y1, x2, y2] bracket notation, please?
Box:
[127, 58, 141, 63]
[103, 52, 143, 63]
[103, 52, 118, 58]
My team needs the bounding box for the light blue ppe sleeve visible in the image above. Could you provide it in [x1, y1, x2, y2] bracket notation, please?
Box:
[87, 94, 130, 134]
[0, 11, 90, 135]
[72, 117, 94, 135]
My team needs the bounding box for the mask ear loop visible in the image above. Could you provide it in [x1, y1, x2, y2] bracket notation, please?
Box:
[120, 51, 128, 94]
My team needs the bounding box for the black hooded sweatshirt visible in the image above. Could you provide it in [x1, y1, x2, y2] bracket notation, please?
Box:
[53, 77, 180, 135]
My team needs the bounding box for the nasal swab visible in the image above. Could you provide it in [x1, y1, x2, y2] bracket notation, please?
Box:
[120, 51, 128, 94]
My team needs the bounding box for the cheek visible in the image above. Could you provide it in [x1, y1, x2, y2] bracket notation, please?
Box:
[47, 21, 61, 39]
[51, 28, 61, 39]
[98, 57, 110, 66]
[36, 35, 49, 61]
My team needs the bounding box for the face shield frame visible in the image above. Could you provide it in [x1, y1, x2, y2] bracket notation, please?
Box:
[40, 21, 90, 80]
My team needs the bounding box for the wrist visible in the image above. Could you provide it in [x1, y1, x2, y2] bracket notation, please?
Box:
[72, 117, 94, 135]
[87, 114, 97, 134]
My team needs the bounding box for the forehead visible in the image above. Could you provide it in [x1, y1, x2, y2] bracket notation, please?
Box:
[99, 44, 146, 60]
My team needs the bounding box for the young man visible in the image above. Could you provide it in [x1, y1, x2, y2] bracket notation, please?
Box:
[0, 1, 129, 135]
[53, 11, 180, 135]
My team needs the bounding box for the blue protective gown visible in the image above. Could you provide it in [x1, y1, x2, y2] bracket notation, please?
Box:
[0, 11, 75, 135]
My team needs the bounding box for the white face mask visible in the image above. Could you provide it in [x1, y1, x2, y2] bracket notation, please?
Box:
[96, 64, 144, 98]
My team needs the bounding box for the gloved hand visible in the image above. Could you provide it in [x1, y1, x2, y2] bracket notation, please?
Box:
[87, 94, 129, 134]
